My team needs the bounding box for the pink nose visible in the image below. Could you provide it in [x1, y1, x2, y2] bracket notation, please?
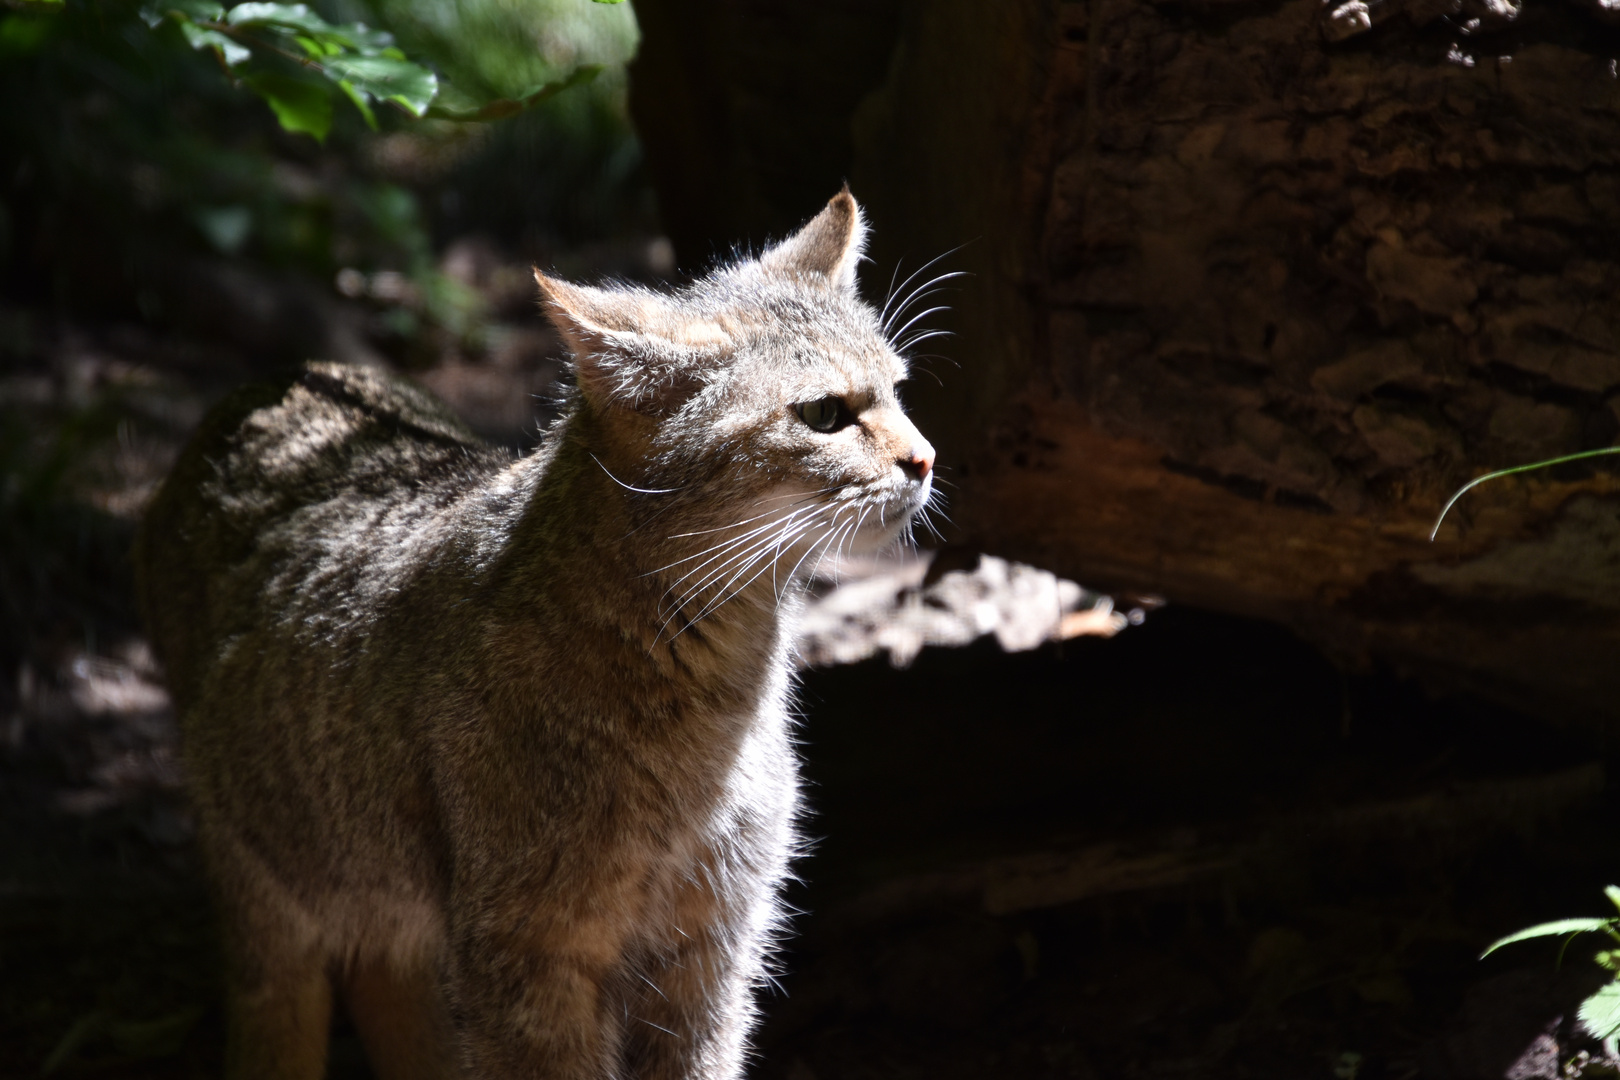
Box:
[901, 446, 934, 481]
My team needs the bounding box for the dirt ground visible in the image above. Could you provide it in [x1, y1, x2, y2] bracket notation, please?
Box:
[3, 266, 1617, 1079]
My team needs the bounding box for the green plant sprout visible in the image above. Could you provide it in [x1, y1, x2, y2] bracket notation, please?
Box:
[1429, 447, 1620, 541]
[1481, 885, 1620, 1050]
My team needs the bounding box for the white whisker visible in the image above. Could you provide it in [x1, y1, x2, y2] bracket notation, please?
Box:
[685, 504, 812, 536]
[671, 514, 828, 634]
[778, 508, 849, 602]
[885, 282, 965, 345]
[806, 514, 857, 585]
[650, 503, 825, 579]
[692, 515, 822, 604]
[590, 452, 683, 495]
[883, 282, 959, 332]
[883, 278, 965, 335]
[888, 305, 953, 347]
[878, 259, 908, 328]
[842, 505, 874, 565]
[896, 329, 955, 353]
[881, 252, 969, 334]
[656, 504, 837, 636]
[664, 491, 834, 540]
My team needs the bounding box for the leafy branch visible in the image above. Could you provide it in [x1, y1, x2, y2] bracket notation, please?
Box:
[142, 0, 617, 142]
[425, 63, 601, 122]
[141, 1, 436, 140]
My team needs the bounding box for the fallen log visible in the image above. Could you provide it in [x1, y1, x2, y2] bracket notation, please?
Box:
[630, 0, 1620, 731]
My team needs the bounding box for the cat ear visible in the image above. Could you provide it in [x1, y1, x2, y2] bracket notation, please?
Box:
[534, 271, 729, 414]
[759, 186, 867, 292]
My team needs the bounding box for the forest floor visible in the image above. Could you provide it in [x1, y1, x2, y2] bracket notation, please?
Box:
[2, 245, 1618, 1079]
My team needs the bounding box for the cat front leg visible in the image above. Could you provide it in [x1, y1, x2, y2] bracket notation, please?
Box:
[213, 889, 335, 1080]
[618, 706, 801, 1080]
[618, 908, 759, 1079]
[342, 950, 457, 1080]
[620, 838, 791, 1080]
[446, 899, 631, 1078]
[222, 950, 334, 1080]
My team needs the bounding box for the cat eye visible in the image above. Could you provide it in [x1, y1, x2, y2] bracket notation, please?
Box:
[796, 396, 849, 432]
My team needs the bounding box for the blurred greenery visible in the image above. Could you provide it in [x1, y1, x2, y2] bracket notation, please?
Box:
[143, 1, 441, 137]
[362, 0, 634, 109]
[0, 0, 648, 353]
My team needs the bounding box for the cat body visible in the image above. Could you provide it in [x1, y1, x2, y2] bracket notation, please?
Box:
[136, 191, 934, 1079]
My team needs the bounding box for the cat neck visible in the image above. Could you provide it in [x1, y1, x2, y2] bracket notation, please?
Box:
[489, 408, 806, 685]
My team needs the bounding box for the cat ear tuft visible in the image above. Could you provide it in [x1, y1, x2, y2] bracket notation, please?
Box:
[759, 186, 868, 292]
[533, 271, 641, 356]
[534, 270, 728, 414]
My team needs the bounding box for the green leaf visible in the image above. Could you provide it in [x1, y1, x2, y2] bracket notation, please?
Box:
[141, 0, 225, 29]
[166, 0, 226, 19]
[0, 15, 55, 54]
[224, 3, 396, 54]
[338, 23, 398, 55]
[291, 34, 330, 58]
[1480, 918, 1618, 959]
[1581, 983, 1620, 1041]
[425, 64, 598, 123]
[324, 54, 437, 117]
[336, 79, 377, 130]
[178, 21, 250, 66]
[1430, 446, 1620, 541]
[1605, 886, 1620, 914]
[243, 73, 332, 141]
[223, 2, 328, 33]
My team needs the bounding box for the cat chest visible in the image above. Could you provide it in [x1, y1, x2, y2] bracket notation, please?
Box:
[632, 693, 798, 837]
[630, 702, 801, 926]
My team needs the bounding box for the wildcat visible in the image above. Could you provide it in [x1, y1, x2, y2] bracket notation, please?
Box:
[135, 189, 935, 1079]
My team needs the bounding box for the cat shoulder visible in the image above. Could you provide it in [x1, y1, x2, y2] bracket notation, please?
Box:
[135, 361, 503, 703]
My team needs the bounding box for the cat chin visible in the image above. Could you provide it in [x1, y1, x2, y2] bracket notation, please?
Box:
[839, 528, 909, 559]
[843, 503, 927, 555]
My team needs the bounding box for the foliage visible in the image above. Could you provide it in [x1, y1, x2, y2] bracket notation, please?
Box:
[361, 0, 635, 113]
[0, 0, 644, 353]
[144, 0, 440, 142]
[1481, 886, 1620, 1045]
[141, 0, 634, 137]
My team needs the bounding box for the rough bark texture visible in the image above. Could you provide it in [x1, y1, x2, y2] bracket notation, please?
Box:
[629, 0, 1620, 729]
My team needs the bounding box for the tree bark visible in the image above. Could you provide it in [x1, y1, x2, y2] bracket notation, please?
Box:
[630, 0, 1620, 730]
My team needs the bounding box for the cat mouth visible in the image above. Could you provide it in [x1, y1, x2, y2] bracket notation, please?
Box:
[902, 477, 933, 514]
[646, 476, 931, 626]
[825, 479, 933, 552]
[871, 475, 932, 525]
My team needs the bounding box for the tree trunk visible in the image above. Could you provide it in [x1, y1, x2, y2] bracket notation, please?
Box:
[629, 0, 1620, 730]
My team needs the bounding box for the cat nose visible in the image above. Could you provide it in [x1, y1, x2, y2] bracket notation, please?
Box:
[899, 441, 934, 481]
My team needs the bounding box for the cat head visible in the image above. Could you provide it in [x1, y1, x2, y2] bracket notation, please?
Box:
[534, 189, 936, 582]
